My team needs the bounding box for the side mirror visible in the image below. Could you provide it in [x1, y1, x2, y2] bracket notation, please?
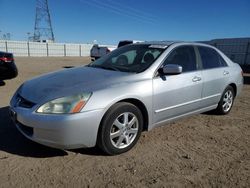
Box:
[158, 64, 182, 75]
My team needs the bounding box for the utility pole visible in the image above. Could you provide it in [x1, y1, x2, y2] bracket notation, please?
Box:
[6, 33, 11, 40]
[3, 34, 7, 40]
[33, 0, 55, 42]
[27, 32, 31, 41]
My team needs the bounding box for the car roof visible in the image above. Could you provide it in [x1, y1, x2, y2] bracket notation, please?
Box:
[141, 41, 180, 45]
[137, 40, 215, 49]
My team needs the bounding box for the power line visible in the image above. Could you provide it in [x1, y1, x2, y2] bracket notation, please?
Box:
[105, 0, 158, 21]
[90, 0, 156, 24]
[81, 0, 157, 24]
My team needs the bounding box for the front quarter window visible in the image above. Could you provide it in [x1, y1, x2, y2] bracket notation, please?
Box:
[89, 44, 164, 73]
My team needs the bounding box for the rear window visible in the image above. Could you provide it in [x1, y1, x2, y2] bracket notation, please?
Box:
[198, 46, 227, 69]
[0, 52, 5, 57]
[0, 52, 13, 58]
[4, 53, 13, 58]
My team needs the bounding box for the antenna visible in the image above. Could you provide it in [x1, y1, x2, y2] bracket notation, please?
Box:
[33, 0, 55, 42]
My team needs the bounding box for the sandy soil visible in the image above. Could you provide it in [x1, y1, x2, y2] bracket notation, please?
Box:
[0, 57, 249, 187]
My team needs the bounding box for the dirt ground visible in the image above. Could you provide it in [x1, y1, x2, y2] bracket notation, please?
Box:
[0, 57, 249, 187]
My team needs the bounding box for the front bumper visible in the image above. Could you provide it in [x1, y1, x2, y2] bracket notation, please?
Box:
[9, 106, 104, 149]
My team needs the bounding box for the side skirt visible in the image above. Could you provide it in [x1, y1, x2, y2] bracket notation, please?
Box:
[149, 104, 218, 130]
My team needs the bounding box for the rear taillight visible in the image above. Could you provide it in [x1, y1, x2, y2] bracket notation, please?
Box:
[0, 57, 13, 62]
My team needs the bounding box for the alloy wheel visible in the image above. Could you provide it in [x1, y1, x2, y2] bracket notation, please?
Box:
[222, 90, 233, 112]
[110, 112, 139, 149]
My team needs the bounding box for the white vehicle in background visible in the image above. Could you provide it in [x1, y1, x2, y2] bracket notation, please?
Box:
[90, 40, 143, 61]
[90, 44, 116, 61]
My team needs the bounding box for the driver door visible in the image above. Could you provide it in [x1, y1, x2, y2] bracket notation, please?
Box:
[153, 45, 203, 125]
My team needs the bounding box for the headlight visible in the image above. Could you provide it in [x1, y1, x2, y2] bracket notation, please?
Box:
[37, 93, 91, 114]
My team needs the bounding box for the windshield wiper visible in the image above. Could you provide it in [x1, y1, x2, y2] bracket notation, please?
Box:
[89, 64, 120, 71]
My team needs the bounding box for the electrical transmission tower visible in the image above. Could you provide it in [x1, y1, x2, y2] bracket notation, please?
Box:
[33, 0, 55, 42]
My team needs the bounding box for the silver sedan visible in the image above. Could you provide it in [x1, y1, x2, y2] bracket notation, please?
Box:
[10, 41, 243, 155]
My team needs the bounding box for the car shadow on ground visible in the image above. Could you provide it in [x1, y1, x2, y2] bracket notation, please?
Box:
[0, 106, 68, 158]
[70, 147, 105, 156]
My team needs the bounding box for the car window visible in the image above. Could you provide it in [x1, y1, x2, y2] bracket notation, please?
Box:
[198, 46, 227, 69]
[0, 52, 13, 58]
[163, 46, 197, 72]
[142, 50, 161, 64]
[111, 50, 137, 65]
[218, 54, 228, 67]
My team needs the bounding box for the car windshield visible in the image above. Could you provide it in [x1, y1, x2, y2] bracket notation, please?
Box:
[88, 44, 165, 73]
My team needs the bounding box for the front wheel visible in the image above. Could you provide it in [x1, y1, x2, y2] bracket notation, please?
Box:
[97, 102, 143, 155]
[215, 85, 235, 115]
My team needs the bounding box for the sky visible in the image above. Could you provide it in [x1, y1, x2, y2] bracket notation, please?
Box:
[0, 0, 250, 45]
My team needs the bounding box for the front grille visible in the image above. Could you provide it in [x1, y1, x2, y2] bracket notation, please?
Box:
[16, 94, 36, 108]
[17, 122, 34, 137]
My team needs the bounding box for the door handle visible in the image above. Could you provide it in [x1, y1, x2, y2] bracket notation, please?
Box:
[192, 76, 202, 82]
[223, 71, 229, 75]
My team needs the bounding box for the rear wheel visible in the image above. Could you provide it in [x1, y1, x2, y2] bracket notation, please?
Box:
[97, 102, 143, 155]
[215, 85, 235, 115]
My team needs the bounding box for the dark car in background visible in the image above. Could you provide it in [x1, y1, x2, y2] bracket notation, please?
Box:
[117, 40, 143, 48]
[0, 51, 18, 82]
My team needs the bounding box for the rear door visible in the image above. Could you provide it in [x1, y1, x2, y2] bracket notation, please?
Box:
[153, 45, 203, 124]
[197, 46, 230, 107]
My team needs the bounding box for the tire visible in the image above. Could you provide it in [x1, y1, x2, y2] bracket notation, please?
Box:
[215, 85, 235, 115]
[97, 102, 143, 155]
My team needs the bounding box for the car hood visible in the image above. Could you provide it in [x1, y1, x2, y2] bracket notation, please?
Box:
[18, 66, 132, 104]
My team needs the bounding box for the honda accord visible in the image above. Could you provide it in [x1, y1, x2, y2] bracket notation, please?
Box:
[10, 41, 243, 155]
